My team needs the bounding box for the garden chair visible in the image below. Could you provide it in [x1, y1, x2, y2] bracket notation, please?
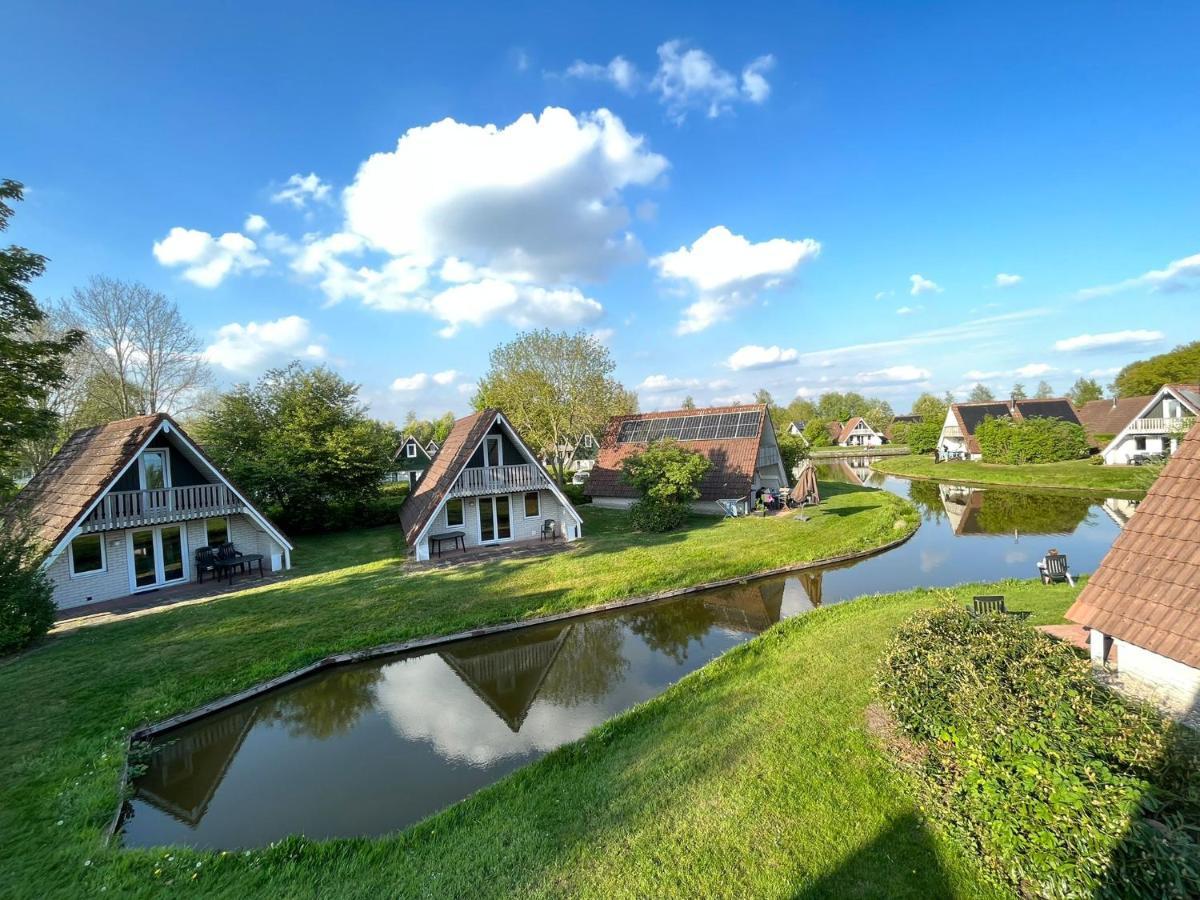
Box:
[194, 546, 218, 584]
[717, 498, 743, 518]
[971, 595, 1030, 621]
[541, 519, 558, 541]
[1038, 553, 1074, 586]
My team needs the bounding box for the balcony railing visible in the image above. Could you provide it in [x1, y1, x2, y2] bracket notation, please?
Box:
[942, 425, 963, 438]
[1127, 416, 1196, 434]
[450, 463, 549, 498]
[80, 484, 244, 532]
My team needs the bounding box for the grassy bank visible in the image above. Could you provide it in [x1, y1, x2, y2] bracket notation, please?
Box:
[871, 453, 1158, 494]
[76, 580, 1080, 897]
[0, 482, 918, 897]
[809, 444, 909, 458]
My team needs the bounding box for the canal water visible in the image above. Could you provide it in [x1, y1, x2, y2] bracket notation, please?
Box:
[122, 461, 1135, 849]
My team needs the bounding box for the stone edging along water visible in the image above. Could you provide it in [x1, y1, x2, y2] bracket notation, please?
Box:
[105, 519, 919, 843]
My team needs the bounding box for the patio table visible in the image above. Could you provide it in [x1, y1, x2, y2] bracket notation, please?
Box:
[429, 532, 467, 558]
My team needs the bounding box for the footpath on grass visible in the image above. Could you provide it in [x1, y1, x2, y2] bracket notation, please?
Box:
[871, 453, 1157, 495]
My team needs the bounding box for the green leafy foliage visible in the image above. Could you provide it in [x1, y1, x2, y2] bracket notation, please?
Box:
[192, 363, 397, 532]
[1068, 376, 1105, 406]
[0, 522, 55, 655]
[803, 420, 833, 447]
[621, 439, 710, 532]
[1113, 340, 1200, 398]
[878, 607, 1200, 899]
[975, 415, 1090, 464]
[910, 391, 949, 423]
[775, 432, 807, 484]
[967, 383, 995, 402]
[905, 420, 943, 454]
[0, 180, 84, 492]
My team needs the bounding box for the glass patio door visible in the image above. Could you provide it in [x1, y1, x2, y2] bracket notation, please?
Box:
[128, 525, 188, 591]
[477, 496, 512, 543]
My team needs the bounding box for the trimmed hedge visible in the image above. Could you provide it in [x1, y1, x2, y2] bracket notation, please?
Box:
[878, 607, 1200, 899]
[270, 482, 409, 534]
[905, 420, 943, 454]
[975, 415, 1091, 464]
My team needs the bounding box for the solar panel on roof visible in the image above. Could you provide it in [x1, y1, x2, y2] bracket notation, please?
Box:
[614, 410, 763, 443]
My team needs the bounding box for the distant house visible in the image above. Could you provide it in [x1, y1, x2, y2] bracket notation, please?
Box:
[4, 414, 292, 610]
[543, 431, 600, 476]
[400, 409, 583, 562]
[1093, 384, 1200, 465]
[829, 417, 886, 448]
[1075, 395, 1151, 445]
[388, 435, 433, 486]
[586, 403, 789, 514]
[425, 439, 441, 456]
[937, 398, 1083, 461]
[1066, 421, 1200, 713]
[785, 420, 806, 437]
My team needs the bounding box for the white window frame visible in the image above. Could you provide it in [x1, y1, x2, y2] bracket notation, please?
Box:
[204, 516, 232, 547]
[407, 442, 417, 458]
[138, 448, 172, 490]
[524, 491, 540, 518]
[484, 435, 503, 467]
[68, 533, 107, 578]
[126, 524, 190, 593]
[445, 498, 465, 528]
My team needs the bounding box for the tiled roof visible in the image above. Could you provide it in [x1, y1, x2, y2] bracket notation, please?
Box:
[5, 414, 165, 553]
[836, 417, 879, 444]
[400, 409, 498, 546]
[1076, 395, 1153, 438]
[948, 398, 1082, 455]
[586, 403, 768, 502]
[1067, 420, 1200, 668]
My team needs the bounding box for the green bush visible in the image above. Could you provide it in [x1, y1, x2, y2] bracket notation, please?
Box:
[561, 482, 591, 506]
[271, 482, 409, 534]
[0, 524, 55, 655]
[905, 420, 943, 454]
[629, 497, 688, 532]
[975, 415, 1091, 464]
[878, 607, 1200, 898]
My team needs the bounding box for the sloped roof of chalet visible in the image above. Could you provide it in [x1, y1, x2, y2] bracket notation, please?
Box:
[586, 403, 769, 502]
[836, 417, 880, 443]
[892, 414, 922, 424]
[1168, 384, 1200, 412]
[400, 410, 497, 546]
[4, 413, 291, 558]
[948, 398, 1082, 454]
[1067, 420, 1200, 668]
[825, 422, 843, 442]
[392, 435, 431, 463]
[1076, 395, 1153, 438]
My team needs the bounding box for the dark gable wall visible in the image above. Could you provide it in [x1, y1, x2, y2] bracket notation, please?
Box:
[110, 432, 210, 491]
[465, 422, 524, 468]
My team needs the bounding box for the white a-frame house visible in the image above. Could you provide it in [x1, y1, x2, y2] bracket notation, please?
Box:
[400, 409, 583, 561]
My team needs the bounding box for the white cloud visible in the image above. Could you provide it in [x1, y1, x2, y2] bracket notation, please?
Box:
[271, 172, 332, 209]
[202, 315, 326, 371]
[637, 373, 700, 392]
[654, 225, 820, 334]
[244, 214, 269, 234]
[1053, 330, 1165, 352]
[152, 227, 269, 288]
[909, 274, 942, 296]
[726, 344, 798, 371]
[429, 280, 602, 337]
[896, 305, 918, 316]
[852, 365, 931, 385]
[343, 107, 666, 284]
[1089, 366, 1120, 377]
[995, 272, 1022, 287]
[651, 41, 773, 121]
[565, 56, 639, 93]
[874, 290, 893, 300]
[392, 369, 459, 392]
[1015, 362, 1052, 377]
[1078, 252, 1200, 299]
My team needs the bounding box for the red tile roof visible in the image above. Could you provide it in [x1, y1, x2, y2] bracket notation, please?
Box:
[400, 409, 497, 546]
[586, 403, 769, 502]
[1075, 395, 1154, 439]
[1067, 420, 1200, 668]
[836, 417, 881, 444]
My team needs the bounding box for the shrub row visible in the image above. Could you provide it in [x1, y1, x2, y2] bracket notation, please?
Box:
[877, 607, 1200, 898]
[269, 482, 410, 534]
[0, 525, 56, 655]
[975, 415, 1091, 464]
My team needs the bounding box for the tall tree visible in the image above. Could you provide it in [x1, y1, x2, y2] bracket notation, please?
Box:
[1067, 377, 1104, 407]
[1009, 382, 1028, 401]
[967, 383, 996, 402]
[401, 410, 455, 444]
[1112, 340, 1200, 397]
[65, 276, 210, 416]
[753, 388, 775, 410]
[474, 329, 636, 484]
[681, 395, 696, 410]
[941, 390, 956, 406]
[0, 180, 83, 491]
[910, 391, 948, 423]
[1034, 380, 1055, 399]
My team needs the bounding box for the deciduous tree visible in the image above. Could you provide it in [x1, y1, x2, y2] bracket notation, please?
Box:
[1034, 380, 1055, 399]
[1067, 377, 1104, 407]
[967, 383, 996, 402]
[1112, 340, 1200, 398]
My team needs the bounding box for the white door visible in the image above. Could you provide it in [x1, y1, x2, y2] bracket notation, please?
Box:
[478, 495, 513, 543]
[127, 524, 189, 592]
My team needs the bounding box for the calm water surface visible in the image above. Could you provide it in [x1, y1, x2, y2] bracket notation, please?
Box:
[123, 461, 1135, 849]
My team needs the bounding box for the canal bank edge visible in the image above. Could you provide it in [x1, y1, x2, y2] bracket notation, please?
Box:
[868, 457, 1151, 497]
[105, 517, 920, 843]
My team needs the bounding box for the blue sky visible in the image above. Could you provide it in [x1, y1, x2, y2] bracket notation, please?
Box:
[5, 1, 1199, 421]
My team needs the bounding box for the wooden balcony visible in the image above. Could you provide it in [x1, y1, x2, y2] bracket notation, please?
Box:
[942, 425, 963, 438]
[1127, 416, 1196, 434]
[450, 464, 549, 498]
[80, 484, 244, 532]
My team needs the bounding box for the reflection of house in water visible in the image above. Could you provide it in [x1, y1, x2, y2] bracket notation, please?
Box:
[1099, 497, 1138, 528]
[822, 457, 877, 487]
[439, 625, 573, 732]
[134, 706, 258, 827]
[701, 571, 827, 632]
[938, 484, 1093, 536]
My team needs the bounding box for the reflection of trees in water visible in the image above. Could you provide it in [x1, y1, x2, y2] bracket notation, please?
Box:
[625, 600, 718, 664]
[538, 618, 630, 706]
[975, 490, 1093, 535]
[261, 666, 384, 740]
[907, 479, 948, 523]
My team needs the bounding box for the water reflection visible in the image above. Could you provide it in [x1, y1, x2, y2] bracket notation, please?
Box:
[124, 460, 1134, 849]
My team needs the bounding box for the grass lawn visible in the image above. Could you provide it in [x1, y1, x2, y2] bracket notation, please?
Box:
[0, 482, 919, 898]
[871, 453, 1158, 494]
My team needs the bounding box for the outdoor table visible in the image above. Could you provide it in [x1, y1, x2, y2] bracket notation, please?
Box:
[218, 553, 265, 584]
[429, 532, 467, 558]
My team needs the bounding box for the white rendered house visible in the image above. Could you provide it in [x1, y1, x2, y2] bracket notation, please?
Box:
[1099, 384, 1200, 465]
